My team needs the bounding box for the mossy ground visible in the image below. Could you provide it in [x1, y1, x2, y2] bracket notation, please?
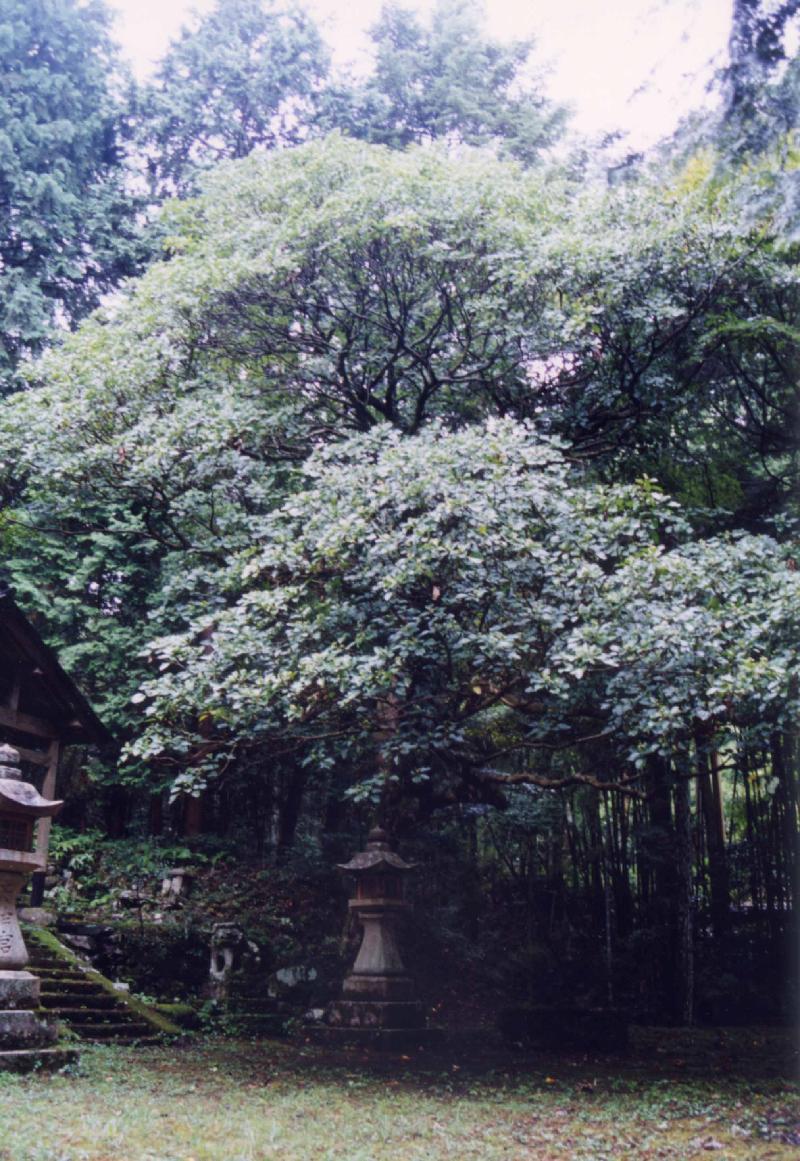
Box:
[0, 1027, 796, 1160]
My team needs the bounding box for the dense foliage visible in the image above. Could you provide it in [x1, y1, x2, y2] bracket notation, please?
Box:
[126, 421, 800, 811]
[317, 0, 565, 163]
[0, 0, 141, 392]
[139, 0, 329, 197]
[0, 133, 795, 740]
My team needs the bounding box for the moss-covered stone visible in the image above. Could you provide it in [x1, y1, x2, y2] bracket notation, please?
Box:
[24, 927, 182, 1038]
[154, 1002, 201, 1029]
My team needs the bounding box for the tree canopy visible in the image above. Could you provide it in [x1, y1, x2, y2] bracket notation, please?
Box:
[0, 135, 796, 810]
[317, 0, 565, 164]
[127, 420, 800, 809]
[139, 0, 329, 197]
[0, 0, 141, 392]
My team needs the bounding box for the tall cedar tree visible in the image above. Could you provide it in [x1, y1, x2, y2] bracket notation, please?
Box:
[317, 0, 566, 164]
[721, 0, 800, 153]
[0, 0, 141, 392]
[139, 0, 329, 198]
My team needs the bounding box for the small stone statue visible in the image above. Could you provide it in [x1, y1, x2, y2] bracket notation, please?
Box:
[208, 922, 247, 1001]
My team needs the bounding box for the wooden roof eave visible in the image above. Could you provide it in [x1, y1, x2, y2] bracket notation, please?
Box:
[0, 584, 112, 748]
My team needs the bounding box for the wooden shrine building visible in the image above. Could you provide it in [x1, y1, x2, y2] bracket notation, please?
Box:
[0, 583, 110, 902]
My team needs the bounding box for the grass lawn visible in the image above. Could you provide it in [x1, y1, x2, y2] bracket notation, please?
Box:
[0, 1028, 797, 1160]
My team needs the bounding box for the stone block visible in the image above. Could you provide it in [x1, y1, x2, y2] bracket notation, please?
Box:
[18, 908, 56, 928]
[0, 1046, 78, 1073]
[0, 1008, 58, 1050]
[0, 970, 40, 1009]
[310, 1025, 444, 1051]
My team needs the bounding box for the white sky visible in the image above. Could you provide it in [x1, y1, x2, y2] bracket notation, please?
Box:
[108, 0, 733, 150]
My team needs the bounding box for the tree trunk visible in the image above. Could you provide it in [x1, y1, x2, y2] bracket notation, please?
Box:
[771, 732, 798, 917]
[645, 755, 686, 1022]
[182, 792, 204, 838]
[276, 767, 308, 860]
[696, 738, 730, 941]
[147, 792, 163, 837]
[103, 785, 129, 839]
[741, 744, 762, 912]
[673, 772, 694, 1025]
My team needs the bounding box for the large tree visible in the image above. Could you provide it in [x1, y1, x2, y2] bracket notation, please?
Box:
[0, 137, 796, 1015]
[317, 0, 566, 164]
[139, 0, 329, 197]
[0, 135, 795, 752]
[0, 0, 141, 392]
[0, 138, 559, 735]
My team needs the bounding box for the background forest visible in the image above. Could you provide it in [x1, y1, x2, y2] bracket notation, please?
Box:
[0, 0, 797, 1027]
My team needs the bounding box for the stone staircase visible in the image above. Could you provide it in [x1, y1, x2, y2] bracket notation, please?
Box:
[24, 928, 179, 1045]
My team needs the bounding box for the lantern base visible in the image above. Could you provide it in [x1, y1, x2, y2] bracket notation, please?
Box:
[326, 999, 425, 1029]
[0, 969, 64, 1063]
[341, 972, 415, 1001]
[0, 1007, 58, 1050]
[0, 970, 40, 1009]
[313, 995, 444, 1051]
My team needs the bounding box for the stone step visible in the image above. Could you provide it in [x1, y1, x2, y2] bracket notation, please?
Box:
[230, 1014, 287, 1036]
[40, 979, 99, 994]
[28, 954, 81, 966]
[34, 975, 89, 984]
[22, 928, 180, 1044]
[229, 998, 281, 1014]
[75, 1022, 156, 1041]
[29, 965, 84, 975]
[42, 1006, 128, 1023]
[39, 993, 120, 1011]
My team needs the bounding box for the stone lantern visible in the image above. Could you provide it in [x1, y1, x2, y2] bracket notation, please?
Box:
[318, 827, 440, 1049]
[0, 744, 67, 1067]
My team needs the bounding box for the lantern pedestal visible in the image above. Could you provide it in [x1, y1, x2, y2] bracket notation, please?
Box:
[0, 952, 75, 1074]
[313, 829, 442, 1051]
[0, 746, 77, 1072]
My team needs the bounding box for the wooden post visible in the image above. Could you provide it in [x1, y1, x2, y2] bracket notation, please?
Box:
[9, 674, 20, 717]
[30, 739, 60, 907]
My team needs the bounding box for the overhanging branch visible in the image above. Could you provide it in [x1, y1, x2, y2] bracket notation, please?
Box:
[476, 766, 646, 799]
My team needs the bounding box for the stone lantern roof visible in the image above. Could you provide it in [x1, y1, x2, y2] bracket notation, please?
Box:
[0, 744, 62, 818]
[336, 827, 415, 874]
